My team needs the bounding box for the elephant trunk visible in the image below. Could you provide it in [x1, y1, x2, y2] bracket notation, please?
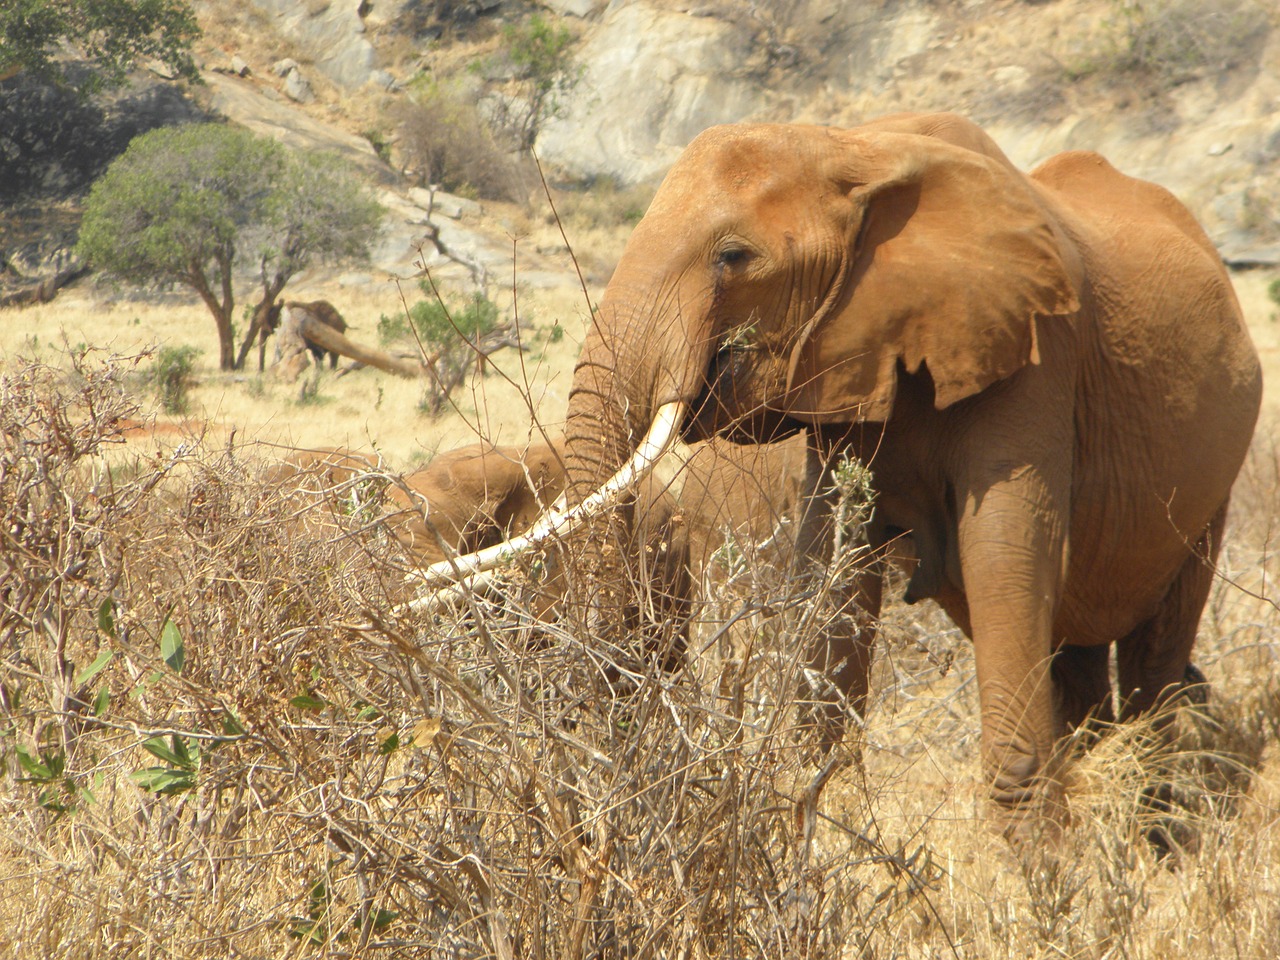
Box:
[408, 290, 711, 631]
[532, 290, 711, 660]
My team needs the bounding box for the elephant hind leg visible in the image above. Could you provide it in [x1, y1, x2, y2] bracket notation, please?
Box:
[1116, 504, 1227, 858]
[1116, 501, 1227, 719]
[1052, 643, 1115, 737]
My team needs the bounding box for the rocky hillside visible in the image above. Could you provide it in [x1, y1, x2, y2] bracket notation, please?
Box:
[3, 0, 1278, 303]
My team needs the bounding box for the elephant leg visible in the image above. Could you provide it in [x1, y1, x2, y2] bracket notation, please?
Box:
[1114, 504, 1225, 857]
[957, 471, 1069, 835]
[257, 326, 269, 373]
[795, 434, 883, 747]
[1116, 501, 1226, 718]
[1052, 643, 1115, 736]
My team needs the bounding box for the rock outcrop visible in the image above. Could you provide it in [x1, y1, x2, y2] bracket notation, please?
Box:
[535, 3, 769, 185]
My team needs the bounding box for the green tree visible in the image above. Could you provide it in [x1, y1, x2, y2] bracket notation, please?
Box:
[0, 0, 201, 93]
[77, 123, 383, 371]
[498, 13, 578, 150]
[379, 288, 510, 416]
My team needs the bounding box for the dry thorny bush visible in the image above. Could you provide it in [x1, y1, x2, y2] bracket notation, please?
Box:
[1, 354, 1278, 958]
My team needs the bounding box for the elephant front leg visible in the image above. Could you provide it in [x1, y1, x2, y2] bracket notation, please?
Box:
[957, 475, 1070, 839]
[794, 436, 883, 749]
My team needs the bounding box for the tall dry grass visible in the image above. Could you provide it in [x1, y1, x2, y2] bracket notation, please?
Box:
[1, 347, 1278, 958]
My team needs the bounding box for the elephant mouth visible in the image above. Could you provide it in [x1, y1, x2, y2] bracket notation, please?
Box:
[682, 346, 733, 439]
[685, 344, 801, 445]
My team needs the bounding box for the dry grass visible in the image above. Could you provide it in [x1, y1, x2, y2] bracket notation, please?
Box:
[1, 299, 1278, 955]
[0, 277, 591, 469]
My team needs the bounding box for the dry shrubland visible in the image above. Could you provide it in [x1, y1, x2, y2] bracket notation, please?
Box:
[0, 353, 1278, 959]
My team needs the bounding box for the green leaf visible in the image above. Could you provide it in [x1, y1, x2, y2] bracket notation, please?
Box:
[15, 744, 52, 780]
[378, 732, 400, 756]
[354, 908, 399, 931]
[93, 687, 110, 718]
[221, 711, 246, 737]
[97, 598, 117, 638]
[160, 619, 184, 673]
[289, 695, 328, 713]
[288, 920, 327, 944]
[76, 650, 114, 686]
[170, 734, 199, 767]
[130, 767, 196, 795]
[140, 736, 186, 767]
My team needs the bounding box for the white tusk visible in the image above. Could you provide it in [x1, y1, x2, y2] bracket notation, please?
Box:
[408, 401, 687, 592]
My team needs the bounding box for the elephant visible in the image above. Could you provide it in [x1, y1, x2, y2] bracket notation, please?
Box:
[392, 434, 808, 655]
[385, 438, 568, 564]
[420, 112, 1264, 838]
[265, 299, 348, 370]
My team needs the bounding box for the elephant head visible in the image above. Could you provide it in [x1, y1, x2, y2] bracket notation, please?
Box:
[387, 438, 568, 564]
[419, 112, 1262, 838]
[565, 113, 1075, 455]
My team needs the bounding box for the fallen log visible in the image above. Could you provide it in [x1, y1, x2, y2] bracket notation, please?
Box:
[274, 305, 426, 382]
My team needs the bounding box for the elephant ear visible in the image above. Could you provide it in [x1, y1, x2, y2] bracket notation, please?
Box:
[785, 128, 1080, 422]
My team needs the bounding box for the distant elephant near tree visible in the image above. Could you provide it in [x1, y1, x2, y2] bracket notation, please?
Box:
[265, 300, 349, 370]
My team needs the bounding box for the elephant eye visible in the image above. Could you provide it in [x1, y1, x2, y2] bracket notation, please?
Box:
[716, 246, 751, 268]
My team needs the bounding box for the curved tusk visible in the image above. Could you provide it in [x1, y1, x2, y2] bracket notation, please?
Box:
[410, 401, 687, 591]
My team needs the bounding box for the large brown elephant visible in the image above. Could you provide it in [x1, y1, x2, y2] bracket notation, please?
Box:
[422, 112, 1263, 836]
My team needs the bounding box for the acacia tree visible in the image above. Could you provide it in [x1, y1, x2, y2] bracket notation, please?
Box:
[0, 0, 201, 92]
[77, 123, 383, 371]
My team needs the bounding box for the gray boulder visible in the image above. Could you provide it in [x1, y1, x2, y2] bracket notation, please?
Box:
[534, 2, 769, 184]
[283, 67, 314, 103]
[248, 0, 378, 91]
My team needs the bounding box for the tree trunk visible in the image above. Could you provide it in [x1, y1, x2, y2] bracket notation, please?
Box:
[273, 308, 427, 382]
[186, 253, 236, 370]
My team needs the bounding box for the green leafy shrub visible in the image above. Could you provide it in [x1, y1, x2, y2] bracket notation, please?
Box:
[152, 344, 199, 414]
[380, 287, 512, 416]
[498, 13, 579, 150]
[0, 0, 201, 93]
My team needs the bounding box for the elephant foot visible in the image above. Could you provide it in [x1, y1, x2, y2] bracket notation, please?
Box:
[1140, 665, 1212, 862]
[989, 747, 1071, 852]
[1180, 662, 1210, 707]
